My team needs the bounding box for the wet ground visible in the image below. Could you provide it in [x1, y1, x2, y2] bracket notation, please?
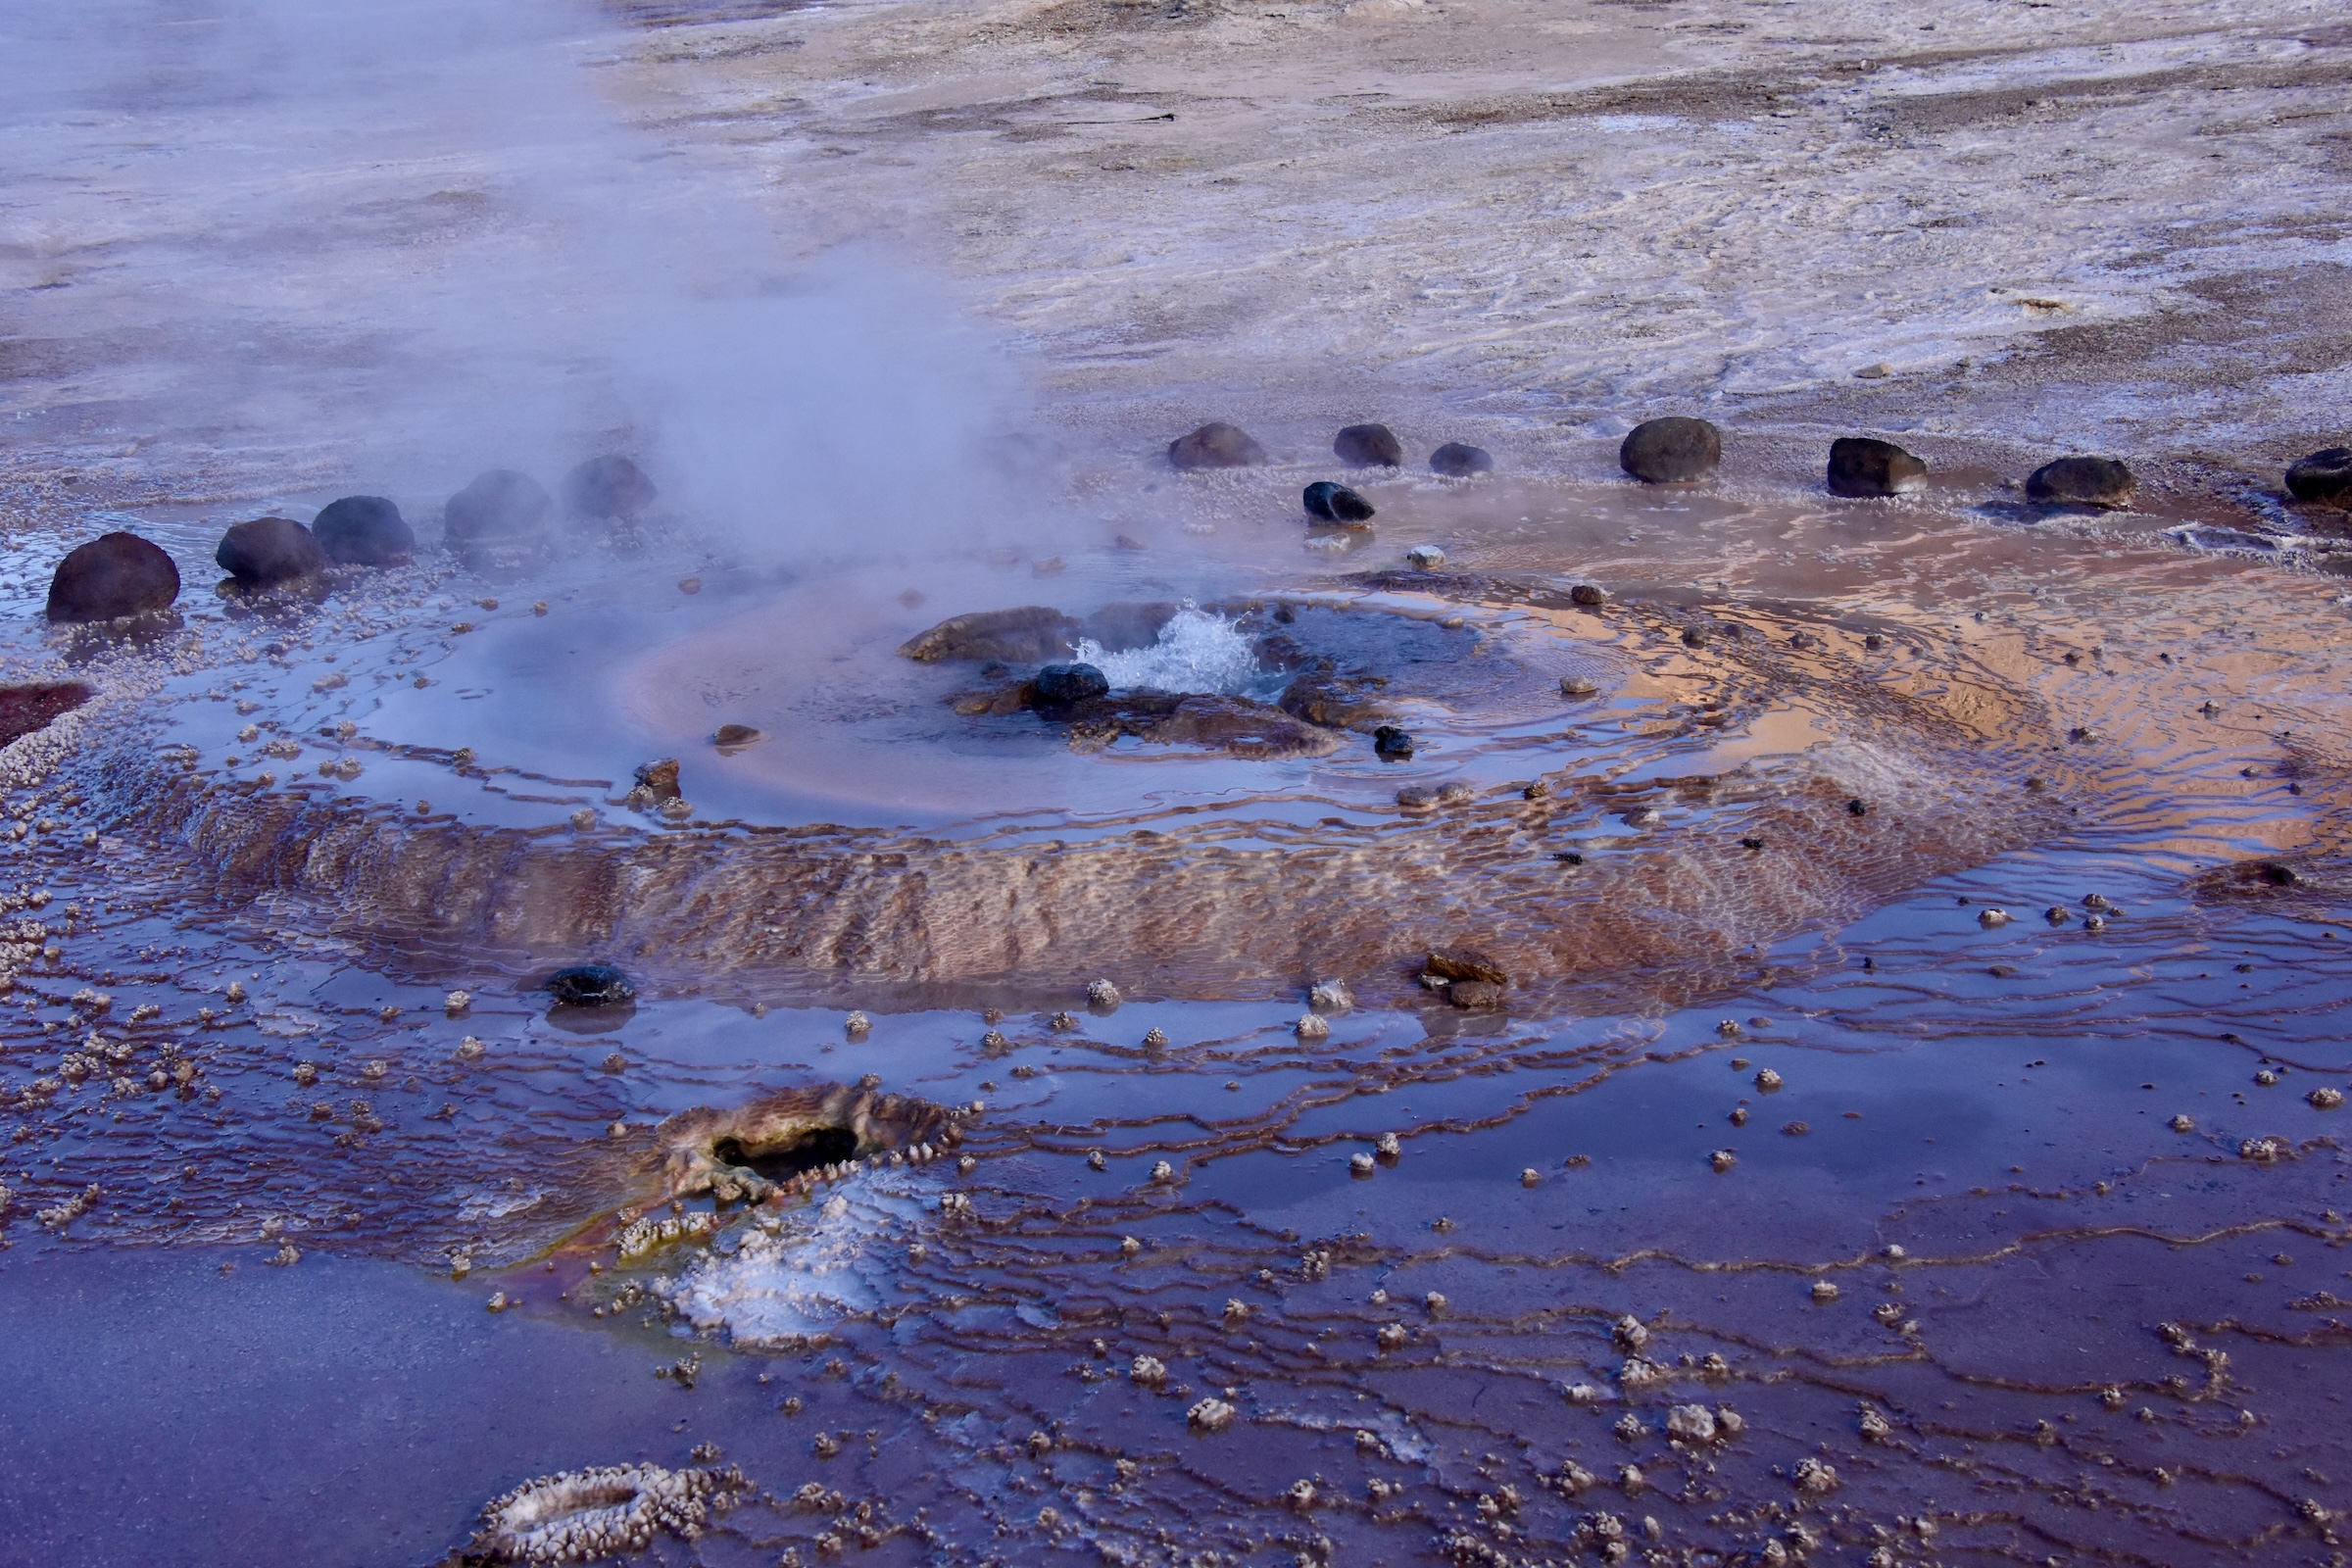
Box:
[6, 1, 2352, 1565]
[3, 468, 2351, 1568]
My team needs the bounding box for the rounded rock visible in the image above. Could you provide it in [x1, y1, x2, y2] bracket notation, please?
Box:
[1405, 544, 1446, 569]
[562, 455, 659, 523]
[1303, 481, 1376, 524]
[2285, 447, 2352, 506]
[548, 963, 636, 1006]
[1169, 421, 1266, 470]
[1034, 662, 1109, 705]
[1827, 437, 1928, 498]
[217, 516, 328, 586]
[1372, 725, 1415, 760]
[2026, 456, 2135, 509]
[1429, 441, 1494, 477]
[1569, 583, 1607, 607]
[444, 468, 555, 544]
[1334, 423, 1403, 467]
[1619, 417, 1721, 484]
[312, 496, 416, 565]
[46, 531, 179, 622]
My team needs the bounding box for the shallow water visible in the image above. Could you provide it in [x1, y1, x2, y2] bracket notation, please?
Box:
[7, 0, 2352, 1564]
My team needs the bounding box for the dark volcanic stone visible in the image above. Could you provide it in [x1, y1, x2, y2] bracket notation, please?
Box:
[1447, 979, 1505, 1009]
[1334, 423, 1403, 467]
[547, 963, 635, 1006]
[1425, 949, 1508, 985]
[46, 532, 179, 623]
[1372, 725, 1415, 760]
[562, 455, 659, 522]
[1430, 442, 1494, 477]
[900, 606, 1082, 663]
[1303, 481, 1376, 524]
[1569, 583, 1606, 607]
[444, 469, 555, 542]
[1619, 416, 1722, 484]
[633, 759, 682, 801]
[2286, 447, 2352, 505]
[312, 496, 415, 565]
[1827, 437, 1928, 498]
[1035, 662, 1110, 705]
[2025, 456, 2135, 509]
[217, 516, 328, 586]
[1168, 422, 1266, 470]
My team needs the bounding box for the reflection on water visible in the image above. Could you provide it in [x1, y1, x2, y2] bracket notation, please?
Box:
[2, 472, 2350, 1565]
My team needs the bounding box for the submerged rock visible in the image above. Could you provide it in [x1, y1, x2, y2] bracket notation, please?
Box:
[548, 964, 636, 1006]
[1429, 442, 1494, 477]
[562, 455, 658, 523]
[1035, 662, 1111, 705]
[45, 532, 179, 622]
[1620, 417, 1721, 484]
[0, 681, 94, 747]
[444, 469, 555, 555]
[1169, 421, 1266, 469]
[312, 496, 415, 565]
[2026, 456, 2135, 509]
[1827, 437, 1928, 498]
[1303, 481, 1376, 524]
[216, 516, 327, 585]
[2286, 447, 2352, 506]
[1334, 422, 1403, 467]
[900, 606, 1081, 663]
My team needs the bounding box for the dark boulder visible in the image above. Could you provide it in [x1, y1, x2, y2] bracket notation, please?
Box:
[1425, 948, 1508, 985]
[444, 469, 555, 544]
[217, 516, 328, 586]
[1168, 422, 1266, 470]
[312, 496, 415, 565]
[1569, 583, 1606, 607]
[1619, 417, 1721, 484]
[1303, 481, 1376, 524]
[1334, 423, 1402, 467]
[46, 532, 179, 623]
[1373, 724, 1415, 760]
[547, 963, 635, 1006]
[1430, 442, 1494, 477]
[562, 455, 658, 522]
[900, 606, 1082, 663]
[1827, 437, 1927, 498]
[2286, 447, 2352, 505]
[2025, 456, 2134, 509]
[1035, 662, 1110, 705]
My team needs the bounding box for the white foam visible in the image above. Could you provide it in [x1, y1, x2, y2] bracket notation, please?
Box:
[1072, 606, 1263, 696]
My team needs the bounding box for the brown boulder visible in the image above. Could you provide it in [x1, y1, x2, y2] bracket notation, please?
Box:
[1334, 423, 1403, 467]
[46, 532, 179, 623]
[900, 606, 1083, 663]
[1168, 422, 1266, 470]
[217, 516, 328, 585]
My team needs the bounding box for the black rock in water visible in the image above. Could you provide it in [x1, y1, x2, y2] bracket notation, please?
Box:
[1373, 725, 1415, 760]
[312, 496, 415, 565]
[1429, 442, 1494, 477]
[444, 469, 555, 542]
[548, 964, 635, 1006]
[1569, 583, 1606, 607]
[1827, 437, 1928, 498]
[2286, 447, 2352, 505]
[2025, 456, 2135, 509]
[562, 455, 658, 522]
[1303, 481, 1376, 523]
[1334, 423, 1403, 467]
[1619, 417, 1722, 484]
[217, 516, 328, 585]
[46, 532, 179, 623]
[1168, 422, 1266, 469]
[1035, 662, 1110, 705]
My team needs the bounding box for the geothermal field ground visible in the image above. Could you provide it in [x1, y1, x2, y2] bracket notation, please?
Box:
[4, 1, 2352, 1565]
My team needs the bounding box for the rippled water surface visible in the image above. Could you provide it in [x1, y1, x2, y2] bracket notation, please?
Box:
[2, 467, 2350, 1568]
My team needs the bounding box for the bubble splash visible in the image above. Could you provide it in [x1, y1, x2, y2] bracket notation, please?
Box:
[1073, 605, 1264, 696]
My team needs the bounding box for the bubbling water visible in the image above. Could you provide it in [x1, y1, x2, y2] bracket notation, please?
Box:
[1070, 604, 1266, 697]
